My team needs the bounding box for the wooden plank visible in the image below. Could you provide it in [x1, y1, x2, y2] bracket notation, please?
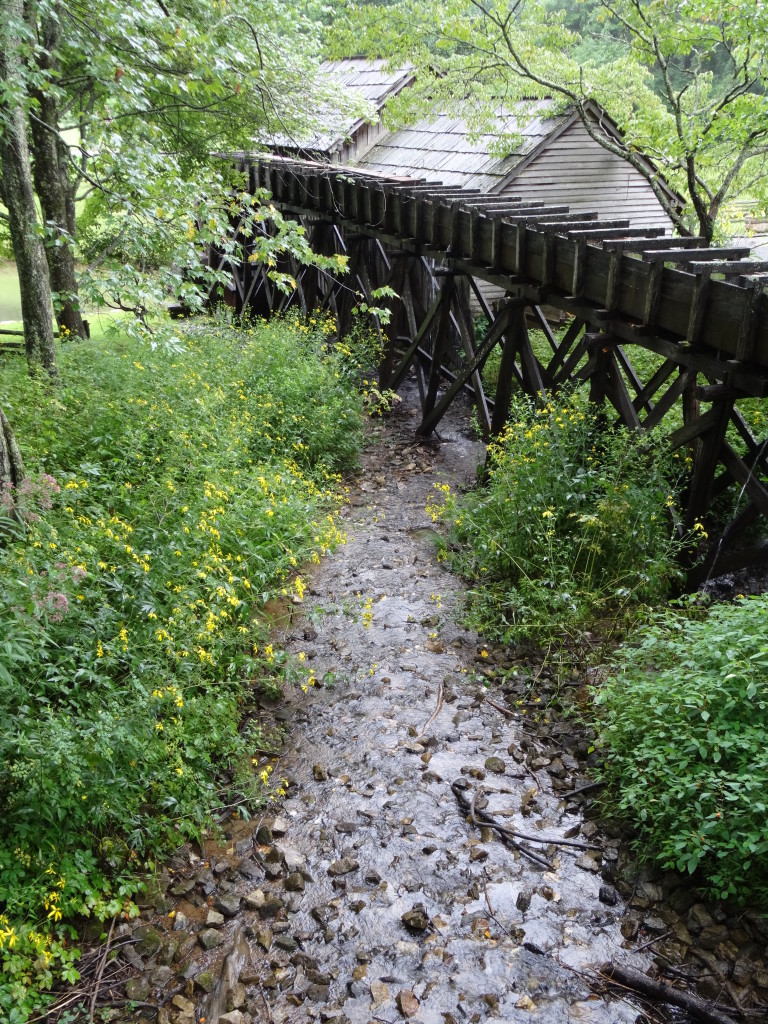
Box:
[720, 442, 768, 519]
[642, 368, 690, 431]
[387, 285, 447, 391]
[641, 246, 751, 263]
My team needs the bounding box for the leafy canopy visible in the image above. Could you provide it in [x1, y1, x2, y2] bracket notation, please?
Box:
[332, 0, 768, 241]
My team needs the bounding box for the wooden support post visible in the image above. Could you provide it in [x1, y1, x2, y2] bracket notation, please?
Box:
[587, 333, 613, 407]
[491, 304, 527, 435]
[419, 275, 456, 430]
[387, 283, 450, 392]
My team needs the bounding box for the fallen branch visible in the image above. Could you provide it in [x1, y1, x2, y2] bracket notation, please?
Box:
[451, 779, 552, 869]
[483, 696, 515, 718]
[417, 677, 444, 741]
[564, 780, 606, 798]
[89, 915, 116, 1022]
[600, 962, 740, 1024]
[465, 783, 602, 854]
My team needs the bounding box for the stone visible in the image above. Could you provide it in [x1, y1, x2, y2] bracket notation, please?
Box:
[285, 872, 306, 892]
[599, 885, 618, 906]
[195, 970, 216, 993]
[238, 858, 262, 880]
[515, 995, 537, 1011]
[370, 980, 390, 1007]
[173, 911, 190, 932]
[171, 995, 196, 1014]
[468, 847, 488, 863]
[206, 909, 225, 927]
[313, 764, 328, 781]
[396, 989, 420, 1018]
[256, 825, 273, 844]
[259, 897, 286, 918]
[243, 889, 266, 910]
[135, 928, 162, 958]
[272, 816, 289, 836]
[149, 965, 174, 988]
[274, 935, 298, 952]
[199, 928, 224, 950]
[214, 894, 242, 917]
[620, 918, 639, 941]
[218, 1012, 245, 1024]
[516, 888, 533, 913]
[125, 976, 151, 1002]
[328, 857, 358, 877]
[575, 851, 602, 873]
[401, 905, 429, 932]
[156, 936, 180, 965]
[484, 756, 506, 774]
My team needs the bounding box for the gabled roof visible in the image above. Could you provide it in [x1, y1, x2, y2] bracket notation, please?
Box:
[357, 99, 569, 192]
[264, 58, 415, 158]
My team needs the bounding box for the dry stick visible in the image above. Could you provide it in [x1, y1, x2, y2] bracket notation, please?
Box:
[417, 677, 444, 741]
[634, 929, 673, 954]
[484, 696, 515, 718]
[470, 785, 601, 852]
[258, 980, 274, 1024]
[564, 780, 606, 798]
[89, 915, 117, 1022]
[601, 962, 740, 1024]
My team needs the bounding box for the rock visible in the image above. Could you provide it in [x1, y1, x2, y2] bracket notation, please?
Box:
[228, 982, 247, 1010]
[172, 995, 196, 1014]
[149, 965, 174, 988]
[259, 897, 286, 918]
[370, 980, 390, 1008]
[396, 989, 420, 1018]
[214, 894, 242, 917]
[199, 928, 224, 950]
[173, 911, 190, 932]
[135, 928, 162, 958]
[285, 872, 306, 892]
[599, 885, 618, 906]
[238, 857, 262, 880]
[206, 909, 225, 927]
[125, 976, 151, 1002]
[468, 847, 488, 863]
[401, 905, 429, 932]
[313, 764, 328, 781]
[328, 857, 358, 877]
[243, 888, 266, 910]
[195, 970, 216, 993]
[687, 903, 714, 933]
[516, 888, 533, 913]
[219, 1012, 245, 1024]
[272, 816, 289, 836]
[515, 995, 537, 1011]
[575, 851, 602, 873]
[274, 935, 298, 952]
[157, 936, 180, 965]
[256, 927, 272, 950]
[620, 918, 639, 941]
[256, 824, 273, 844]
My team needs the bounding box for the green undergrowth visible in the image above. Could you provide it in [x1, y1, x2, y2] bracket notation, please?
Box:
[0, 313, 364, 1020]
[429, 390, 696, 647]
[595, 596, 768, 904]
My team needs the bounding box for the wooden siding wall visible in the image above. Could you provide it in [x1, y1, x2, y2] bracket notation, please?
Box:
[501, 120, 673, 234]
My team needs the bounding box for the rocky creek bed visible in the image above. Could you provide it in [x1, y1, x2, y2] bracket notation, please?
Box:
[63, 384, 767, 1024]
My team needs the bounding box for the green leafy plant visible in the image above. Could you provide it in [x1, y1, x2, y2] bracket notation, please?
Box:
[430, 391, 692, 645]
[594, 595, 768, 904]
[0, 312, 363, 1020]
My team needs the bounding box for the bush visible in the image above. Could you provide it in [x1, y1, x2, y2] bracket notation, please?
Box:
[0, 313, 363, 1019]
[430, 392, 692, 645]
[594, 596, 768, 904]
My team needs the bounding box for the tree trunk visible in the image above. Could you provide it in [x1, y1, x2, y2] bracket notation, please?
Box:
[0, 405, 25, 506]
[28, 2, 87, 340]
[0, 0, 59, 379]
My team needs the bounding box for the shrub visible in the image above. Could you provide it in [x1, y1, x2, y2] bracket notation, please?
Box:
[594, 596, 768, 904]
[430, 391, 692, 645]
[0, 313, 363, 1019]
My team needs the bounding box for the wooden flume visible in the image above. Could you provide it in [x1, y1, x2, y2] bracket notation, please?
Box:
[210, 154, 768, 581]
